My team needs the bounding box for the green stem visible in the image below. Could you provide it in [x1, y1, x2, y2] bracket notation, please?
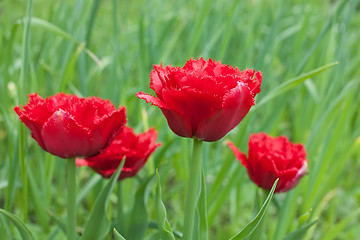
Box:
[67, 158, 77, 240]
[21, 0, 33, 103]
[19, 125, 28, 222]
[112, 0, 121, 105]
[18, 0, 33, 223]
[183, 138, 203, 240]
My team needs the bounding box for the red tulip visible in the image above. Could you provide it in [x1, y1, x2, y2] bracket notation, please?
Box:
[227, 132, 308, 193]
[136, 58, 262, 142]
[76, 126, 161, 180]
[14, 93, 126, 159]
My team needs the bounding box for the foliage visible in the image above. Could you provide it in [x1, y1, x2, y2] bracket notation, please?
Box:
[0, 0, 359, 239]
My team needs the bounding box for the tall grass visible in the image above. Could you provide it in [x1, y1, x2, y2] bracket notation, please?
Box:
[0, 0, 359, 239]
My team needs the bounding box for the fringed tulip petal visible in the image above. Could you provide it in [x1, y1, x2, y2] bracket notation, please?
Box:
[228, 133, 308, 193]
[15, 93, 127, 159]
[137, 58, 262, 142]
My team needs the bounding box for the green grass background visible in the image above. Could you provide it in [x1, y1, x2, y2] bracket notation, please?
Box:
[0, 0, 360, 239]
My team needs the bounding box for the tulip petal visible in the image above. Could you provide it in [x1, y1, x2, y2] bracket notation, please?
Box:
[162, 88, 221, 139]
[91, 107, 127, 154]
[150, 66, 169, 99]
[77, 126, 160, 181]
[136, 92, 170, 109]
[137, 91, 194, 138]
[238, 70, 262, 97]
[21, 93, 54, 123]
[250, 154, 279, 190]
[71, 101, 98, 129]
[15, 93, 127, 159]
[196, 82, 254, 141]
[41, 109, 91, 158]
[14, 106, 47, 150]
[227, 141, 248, 168]
[75, 158, 90, 166]
[139, 58, 262, 142]
[238, 132, 308, 192]
[279, 161, 308, 192]
[160, 108, 193, 139]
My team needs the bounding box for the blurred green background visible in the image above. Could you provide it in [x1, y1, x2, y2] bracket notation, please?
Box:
[1, 0, 360, 239]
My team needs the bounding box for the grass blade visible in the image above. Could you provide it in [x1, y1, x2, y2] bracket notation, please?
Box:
[282, 220, 317, 240]
[229, 179, 278, 240]
[154, 169, 175, 240]
[320, 209, 360, 240]
[80, 160, 124, 240]
[253, 62, 338, 110]
[186, 0, 212, 56]
[15, 17, 102, 67]
[113, 228, 127, 240]
[126, 175, 154, 240]
[0, 209, 35, 240]
[58, 43, 85, 91]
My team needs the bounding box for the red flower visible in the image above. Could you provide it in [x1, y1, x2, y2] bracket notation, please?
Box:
[76, 126, 161, 180]
[136, 58, 262, 142]
[227, 132, 308, 193]
[14, 93, 126, 159]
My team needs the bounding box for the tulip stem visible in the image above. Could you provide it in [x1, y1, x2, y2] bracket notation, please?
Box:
[67, 158, 77, 240]
[183, 138, 203, 240]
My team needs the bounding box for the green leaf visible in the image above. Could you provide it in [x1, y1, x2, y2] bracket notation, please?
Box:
[186, 0, 212, 56]
[58, 43, 85, 91]
[229, 179, 279, 240]
[253, 62, 338, 110]
[247, 190, 267, 240]
[76, 175, 102, 206]
[113, 228, 127, 240]
[15, 17, 102, 67]
[26, 166, 49, 229]
[126, 175, 155, 240]
[320, 208, 360, 240]
[154, 169, 175, 240]
[282, 220, 317, 240]
[146, 232, 162, 240]
[0, 208, 35, 240]
[80, 160, 124, 240]
[46, 210, 67, 235]
[298, 209, 313, 227]
[148, 221, 183, 239]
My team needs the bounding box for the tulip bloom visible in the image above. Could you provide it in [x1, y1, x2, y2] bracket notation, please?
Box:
[136, 58, 262, 142]
[228, 132, 308, 193]
[15, 93, 126, 159]
[76, 126, 161, 180]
